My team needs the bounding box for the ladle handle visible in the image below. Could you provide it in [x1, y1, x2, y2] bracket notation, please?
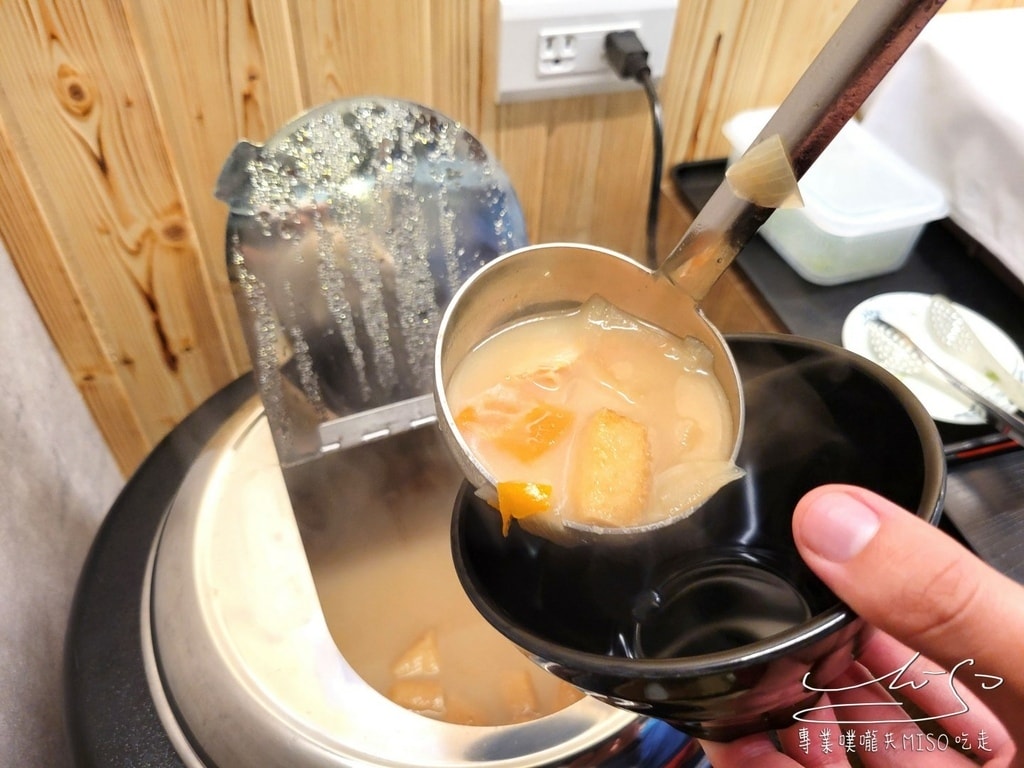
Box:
[663, 0, 946, 300]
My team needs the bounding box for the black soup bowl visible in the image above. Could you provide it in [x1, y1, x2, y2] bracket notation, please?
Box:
[451, 333, 946, 741]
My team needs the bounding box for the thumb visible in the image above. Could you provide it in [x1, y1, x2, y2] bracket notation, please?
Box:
[793, 484, 1024, 719]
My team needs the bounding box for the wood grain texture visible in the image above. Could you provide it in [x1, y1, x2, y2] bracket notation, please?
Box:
[429, 0, 483, 128]
[123, 0, 306, 372]
[0, 0, 238, 471]
[291, 0, 436, 108]
[0, 0, 1020, 475]
[0, 118, 149, 472]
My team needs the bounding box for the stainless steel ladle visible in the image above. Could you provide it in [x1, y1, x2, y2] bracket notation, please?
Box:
[435, 0, 946, 541]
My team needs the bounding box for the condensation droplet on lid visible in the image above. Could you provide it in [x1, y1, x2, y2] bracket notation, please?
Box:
[224, 98, 527, 463]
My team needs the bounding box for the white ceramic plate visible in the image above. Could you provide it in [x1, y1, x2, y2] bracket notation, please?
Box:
[841, 292, 1024, 425]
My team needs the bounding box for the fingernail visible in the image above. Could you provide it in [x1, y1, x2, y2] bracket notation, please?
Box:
[800, 491, 881, 563]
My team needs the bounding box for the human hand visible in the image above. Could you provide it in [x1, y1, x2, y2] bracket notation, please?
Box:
[699, 484, 1022, 767]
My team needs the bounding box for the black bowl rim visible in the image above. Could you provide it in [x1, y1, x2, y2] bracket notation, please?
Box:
[452, 332, 947, 679]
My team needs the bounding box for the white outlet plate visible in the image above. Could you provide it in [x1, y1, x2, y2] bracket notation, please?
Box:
[497, 0, 679, 103]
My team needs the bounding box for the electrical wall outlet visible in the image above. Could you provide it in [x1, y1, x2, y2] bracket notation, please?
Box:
[497, 0, 679, 103]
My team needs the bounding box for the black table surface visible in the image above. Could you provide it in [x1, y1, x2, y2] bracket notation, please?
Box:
[672, 159, 1024, 584]
[671, 160, 1024, 348]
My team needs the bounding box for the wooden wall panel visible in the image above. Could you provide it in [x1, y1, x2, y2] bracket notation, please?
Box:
[123, 0, 306, 372]
[0, 118, 149, 472]
[0, 0, 237, 468]
[538, 95, 610, 244]
[429, 0, 483, 129]
[292, 0, 436, 109]
[589, 94, 658, 259]
[1, 0, 1021, 475]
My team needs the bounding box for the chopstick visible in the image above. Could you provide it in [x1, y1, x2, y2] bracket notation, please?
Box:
[944, 433, 1022, 464]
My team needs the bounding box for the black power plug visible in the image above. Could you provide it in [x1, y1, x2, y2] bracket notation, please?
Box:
[605, 30, 651, 81]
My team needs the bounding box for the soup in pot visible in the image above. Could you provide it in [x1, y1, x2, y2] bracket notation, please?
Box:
[304, 429, 582, 726]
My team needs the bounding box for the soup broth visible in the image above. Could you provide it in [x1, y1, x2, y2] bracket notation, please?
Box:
[305, 430, 582, 726]
[446, 297, 742, 535]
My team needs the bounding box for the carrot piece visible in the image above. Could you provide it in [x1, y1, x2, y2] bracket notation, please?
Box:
[491, 405, 573, 462]
[457, 393, 573, 464]
[496, 481, 553, 536]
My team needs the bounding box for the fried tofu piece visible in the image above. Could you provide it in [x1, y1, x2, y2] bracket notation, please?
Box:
[391, 629, 440, 677]
[567, 408, 651, 527]
[388, 678, 446, 718]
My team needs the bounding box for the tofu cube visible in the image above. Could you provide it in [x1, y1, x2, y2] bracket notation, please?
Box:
[391, 629, 440, 678]
[567, 408, 651, 527]
[388, 678, 445, 717]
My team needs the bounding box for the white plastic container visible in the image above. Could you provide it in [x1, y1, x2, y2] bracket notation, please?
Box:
[722, 108, 948, 285]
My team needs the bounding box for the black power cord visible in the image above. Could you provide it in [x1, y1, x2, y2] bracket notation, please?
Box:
[605, 30, 664, 270]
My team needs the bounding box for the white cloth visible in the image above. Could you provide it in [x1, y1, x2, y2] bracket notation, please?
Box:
[861, 9, 1024, 285]
[0, 244, 123, 767]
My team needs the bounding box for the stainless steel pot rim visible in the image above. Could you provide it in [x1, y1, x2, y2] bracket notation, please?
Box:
[141, 531, 210, 768]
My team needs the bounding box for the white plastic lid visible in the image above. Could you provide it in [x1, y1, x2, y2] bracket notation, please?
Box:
[723, 108, 948, 237]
